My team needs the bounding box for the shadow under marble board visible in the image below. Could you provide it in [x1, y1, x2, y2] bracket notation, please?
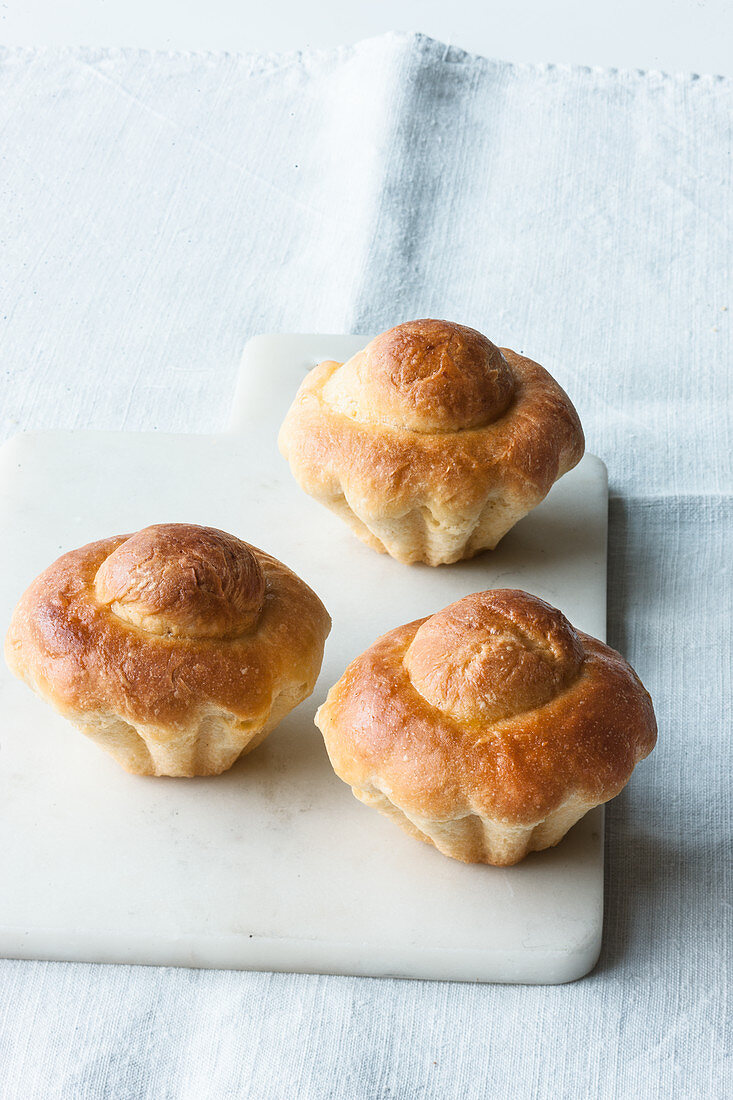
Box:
[0, 334, 607, 983]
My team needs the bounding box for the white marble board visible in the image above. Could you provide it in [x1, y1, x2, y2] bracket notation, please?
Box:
[0, 335, 608, 983]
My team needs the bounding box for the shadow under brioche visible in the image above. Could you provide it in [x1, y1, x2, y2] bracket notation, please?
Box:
[316, 589, 656, 866]
[278, 319, 585, 566]
[5, 524, 331, 777]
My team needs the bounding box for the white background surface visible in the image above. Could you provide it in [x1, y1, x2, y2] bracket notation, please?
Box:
[0, 19, 730, 1100]
[1, 0, 732, 75]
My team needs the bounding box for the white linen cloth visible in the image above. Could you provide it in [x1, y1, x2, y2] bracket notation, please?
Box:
[0, 34, 730, 1099]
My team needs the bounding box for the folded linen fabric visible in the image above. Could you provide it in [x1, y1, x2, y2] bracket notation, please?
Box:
[0, 34, 730, 1100]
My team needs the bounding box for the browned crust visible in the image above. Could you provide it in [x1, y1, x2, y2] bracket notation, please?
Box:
[279, 348, 585, 516]
[94, 523, 267, 639]
[5, 533, 331, 734]
[343, 319, 515, 432]
[316, 606, 657, 827]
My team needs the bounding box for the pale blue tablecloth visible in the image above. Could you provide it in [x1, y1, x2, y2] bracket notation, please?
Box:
[0, 34, 730, 1099]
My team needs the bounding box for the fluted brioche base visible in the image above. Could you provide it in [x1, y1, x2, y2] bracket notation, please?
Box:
[353, 785, 596, 866]
[68, 681, 309, 777]
[320, 491, 531, 567]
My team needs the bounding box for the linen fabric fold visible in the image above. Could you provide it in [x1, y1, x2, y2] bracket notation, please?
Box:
[1, 33, 730, 1099]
